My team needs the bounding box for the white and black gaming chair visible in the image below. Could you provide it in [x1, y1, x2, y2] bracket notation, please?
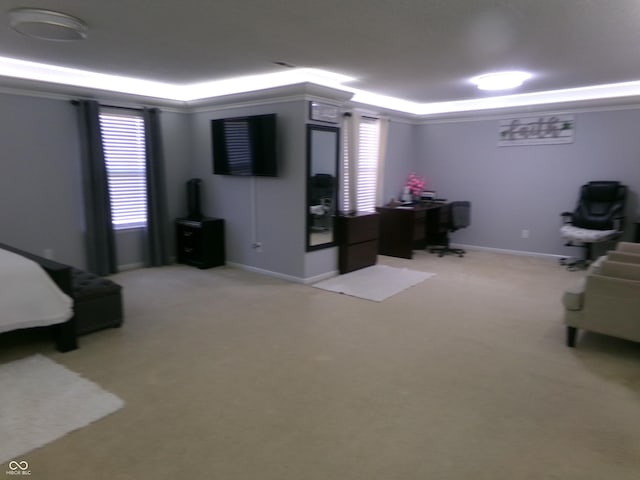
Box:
[560, 181, 627, 270]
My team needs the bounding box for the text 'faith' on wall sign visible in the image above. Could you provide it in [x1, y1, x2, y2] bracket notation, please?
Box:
[498, 114, 574, 146]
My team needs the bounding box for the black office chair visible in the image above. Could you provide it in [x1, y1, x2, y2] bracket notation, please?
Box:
[309, 174, 335, 231]
[430, 201, 471, 257]
[559, 181, 627, 270]
[310, 173, 334, 202]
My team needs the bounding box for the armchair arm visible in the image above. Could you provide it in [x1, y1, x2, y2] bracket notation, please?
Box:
[563, 277, 585, 311]
[607, 251, 640, 265]
[569, 273, 640, 344]
[617, 242, 640, 255]
[600, 259, 640, 280]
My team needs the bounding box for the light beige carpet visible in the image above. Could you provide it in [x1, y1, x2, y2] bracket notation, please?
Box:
[0, 250, 638, 480]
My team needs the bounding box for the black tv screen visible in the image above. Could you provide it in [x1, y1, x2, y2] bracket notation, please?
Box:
[211, 114, 278, 176]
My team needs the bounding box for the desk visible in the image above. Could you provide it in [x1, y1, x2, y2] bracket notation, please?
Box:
[375, 203, 447, 259]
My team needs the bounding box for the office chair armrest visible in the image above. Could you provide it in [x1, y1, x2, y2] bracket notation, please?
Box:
[560, 211, 573, 223]
[612, 215, 625, 231]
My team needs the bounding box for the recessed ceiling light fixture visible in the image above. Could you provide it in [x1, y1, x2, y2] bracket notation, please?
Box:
[471, 71, 532, 91]
[8, 8, 88, 41]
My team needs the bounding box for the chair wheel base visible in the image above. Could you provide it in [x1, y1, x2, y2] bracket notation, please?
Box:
[431, 247, 466, 258]
[559, 257, 590, 271]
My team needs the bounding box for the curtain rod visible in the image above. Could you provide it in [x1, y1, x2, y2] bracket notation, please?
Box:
[70, 100, 148, 112]
[343, 112, 379, 120]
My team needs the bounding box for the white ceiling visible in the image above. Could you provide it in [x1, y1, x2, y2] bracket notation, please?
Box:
[2, 0, 640, 113]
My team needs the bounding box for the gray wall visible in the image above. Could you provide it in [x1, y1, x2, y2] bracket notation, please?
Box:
[417, 108, 640, 256]
[115, 110, 192, 268]
[158, 110, 193, 257]
[0, 89, 337, 281]
[0, 93, 85, 267]
[2, 88, 639, 278]
[382, 120, 420, 204]
[189, 100, 310, 279]
[0, 91, 192, 269]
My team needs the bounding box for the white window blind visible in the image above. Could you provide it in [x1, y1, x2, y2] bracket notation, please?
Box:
[99, 111, 147, 229]
[342, 116, 381, 213]
[341, 119, 352, 213]
[356, 117, 380, 212]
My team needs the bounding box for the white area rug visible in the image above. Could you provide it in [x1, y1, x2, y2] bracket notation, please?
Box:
[0, 354, 124, 465]
[313, 265, 435, 302]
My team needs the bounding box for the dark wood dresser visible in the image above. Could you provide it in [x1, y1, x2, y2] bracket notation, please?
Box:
[176, 217, 225, 269]
[335, 212, 380, 274]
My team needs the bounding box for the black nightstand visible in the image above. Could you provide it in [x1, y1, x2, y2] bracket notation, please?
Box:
[176, 217, 225, 269]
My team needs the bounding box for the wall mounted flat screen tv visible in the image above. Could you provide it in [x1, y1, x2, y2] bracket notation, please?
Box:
[211, 114, 278, 176]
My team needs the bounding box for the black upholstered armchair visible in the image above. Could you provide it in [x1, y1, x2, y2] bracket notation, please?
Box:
[560, 181, 627, 270]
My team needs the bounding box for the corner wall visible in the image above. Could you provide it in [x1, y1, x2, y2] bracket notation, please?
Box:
[0, 93, 85, 267]
[417, 107, 640, 256]
[189, 100, 309, 279]
[0, 91, 192, 269]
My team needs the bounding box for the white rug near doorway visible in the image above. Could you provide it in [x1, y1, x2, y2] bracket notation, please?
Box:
[313, 265, 435, 302]
[0, 354, 124, 465]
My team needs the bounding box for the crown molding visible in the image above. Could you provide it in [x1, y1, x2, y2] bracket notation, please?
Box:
[0, 76, 189, 110]
[0, 77, 357, 115]
[4, 74, 640, 124]
[417, 96, 640, 125]
[187, 82, 353, 113]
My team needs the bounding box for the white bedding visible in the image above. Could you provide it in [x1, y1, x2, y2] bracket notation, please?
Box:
[0, 248, 73, 334]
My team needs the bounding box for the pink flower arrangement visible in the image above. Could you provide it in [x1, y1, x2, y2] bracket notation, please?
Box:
[406, 173, 425, 196]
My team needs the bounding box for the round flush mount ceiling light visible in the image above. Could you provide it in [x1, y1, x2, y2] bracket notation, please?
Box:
[8, 8, 88, 41]
[471, 71, 532, 91]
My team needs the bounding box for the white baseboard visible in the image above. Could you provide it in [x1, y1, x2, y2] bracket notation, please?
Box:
[225, 262, 301, 284]
[227, 262, 339, 284]
[197, 247, 564, 284]
[118, 255, 178, 273]
[117, 262, 145, 272]
[303, 270, 339, 284]
[454, 244, 565, 260]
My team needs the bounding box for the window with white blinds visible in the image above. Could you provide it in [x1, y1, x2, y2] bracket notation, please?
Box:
[342, 116, 381, 213]
[356, 117, 381, 212]
[99, 111, 147, 229]
[341, 119, 352, 212]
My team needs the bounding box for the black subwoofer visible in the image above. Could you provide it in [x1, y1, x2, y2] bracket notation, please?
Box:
[187, 178, 202, 220]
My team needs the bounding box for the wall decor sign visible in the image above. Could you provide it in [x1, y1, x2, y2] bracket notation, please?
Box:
[309, 101, 340, 124]
[498, 114, 574, 146]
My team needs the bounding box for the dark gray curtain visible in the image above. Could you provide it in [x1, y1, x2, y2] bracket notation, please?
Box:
[74, 99, 117, 275]
[143, 107, 171, 266]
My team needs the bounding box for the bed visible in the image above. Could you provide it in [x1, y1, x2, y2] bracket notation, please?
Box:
[0, 244, 77, 352]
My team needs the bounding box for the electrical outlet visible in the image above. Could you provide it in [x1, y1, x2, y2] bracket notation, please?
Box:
[521, 229, 529, 239]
